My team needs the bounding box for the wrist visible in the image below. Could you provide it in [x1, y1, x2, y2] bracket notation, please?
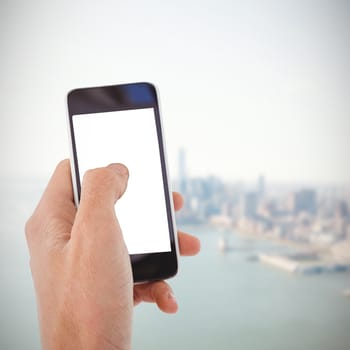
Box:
[39, 298, 133, 350]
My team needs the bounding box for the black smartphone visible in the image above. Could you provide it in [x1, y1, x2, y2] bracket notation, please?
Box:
[67, 82, 178, 283]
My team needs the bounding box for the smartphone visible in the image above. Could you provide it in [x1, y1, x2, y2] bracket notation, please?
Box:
[67, 82, 178, 283]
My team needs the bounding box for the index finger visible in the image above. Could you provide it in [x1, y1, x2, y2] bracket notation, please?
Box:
[25, 159, 76, 249]
[37, 159, 75, 215]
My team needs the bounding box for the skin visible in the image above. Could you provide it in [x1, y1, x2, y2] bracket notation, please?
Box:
[25, 160, 200, 350]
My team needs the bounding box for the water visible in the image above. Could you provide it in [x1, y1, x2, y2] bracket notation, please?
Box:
[133, 227, 350, 349]
[1, 179, 350, 349]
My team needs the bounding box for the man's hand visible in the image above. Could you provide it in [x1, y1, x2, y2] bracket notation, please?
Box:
[25, 160, 200, 350]
[133, 192, 200, 313]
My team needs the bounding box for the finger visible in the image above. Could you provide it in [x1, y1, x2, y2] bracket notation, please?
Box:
[134, 281, 178, 314]
[72, 163, 129, 238]
[35, 159, 75, 216]
[178, 231, 201, 256]
[172, 192, 184, 211]
[25, 159, 75, 247]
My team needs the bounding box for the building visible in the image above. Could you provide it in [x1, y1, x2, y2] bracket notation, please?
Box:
[241, 191, 258, 219]
[289, 189, 317, 215]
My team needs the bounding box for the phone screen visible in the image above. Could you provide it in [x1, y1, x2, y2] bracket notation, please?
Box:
[72, 107, 171, 255]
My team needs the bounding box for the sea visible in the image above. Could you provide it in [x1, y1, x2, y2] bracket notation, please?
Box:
[1, 179, 349, 349]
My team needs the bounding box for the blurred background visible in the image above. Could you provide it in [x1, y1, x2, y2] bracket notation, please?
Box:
[1, 0, 349, 349]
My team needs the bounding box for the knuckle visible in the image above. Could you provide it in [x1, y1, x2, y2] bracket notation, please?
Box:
[81, 166, 127, 203]
[25, 215, 36, 242]
[82, 167, 119, 200]
[152, 281, 169, 299]
[56, 159, 70, 172]
[83, 167, 115, 187]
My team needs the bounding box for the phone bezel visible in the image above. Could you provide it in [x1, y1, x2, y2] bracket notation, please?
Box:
[67, 82, 178, 283]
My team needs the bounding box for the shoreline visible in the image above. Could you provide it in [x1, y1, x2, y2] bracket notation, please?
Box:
[209, 224, 350, 275]
[228, 226, 318, 252]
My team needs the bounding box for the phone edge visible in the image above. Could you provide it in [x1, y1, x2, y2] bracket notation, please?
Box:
[66, 89, 80, 208]
[152, 83, 180, 279]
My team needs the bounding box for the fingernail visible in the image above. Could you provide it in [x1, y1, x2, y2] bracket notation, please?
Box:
[168, 291, 177, 305]
[108, 163, 129, 176]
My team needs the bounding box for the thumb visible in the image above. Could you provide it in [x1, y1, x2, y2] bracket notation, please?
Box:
[72, 163, 129, 239]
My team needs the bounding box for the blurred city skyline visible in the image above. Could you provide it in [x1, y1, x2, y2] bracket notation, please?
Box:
[174, 147, 350, 199]
[174, 147, 350, 273]
[174, 146, 350, 187]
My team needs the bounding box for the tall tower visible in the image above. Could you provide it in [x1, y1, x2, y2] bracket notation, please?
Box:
[178, 147, 187, 195]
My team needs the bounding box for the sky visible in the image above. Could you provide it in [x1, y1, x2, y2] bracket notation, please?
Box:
[1, 0, 350, 184]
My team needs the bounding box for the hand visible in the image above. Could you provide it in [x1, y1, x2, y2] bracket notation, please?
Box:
[25, 160, 200, 349]
[133, 192, 200, 313]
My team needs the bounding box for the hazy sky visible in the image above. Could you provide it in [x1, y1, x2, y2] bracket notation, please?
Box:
[1, 0, 349, 184]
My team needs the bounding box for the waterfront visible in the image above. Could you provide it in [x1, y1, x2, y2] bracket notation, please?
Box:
[133, 226, 350, 350]
[1, 180, 350, 349]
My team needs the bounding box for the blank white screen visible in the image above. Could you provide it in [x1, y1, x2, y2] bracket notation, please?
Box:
[73, 108, 171, 254]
